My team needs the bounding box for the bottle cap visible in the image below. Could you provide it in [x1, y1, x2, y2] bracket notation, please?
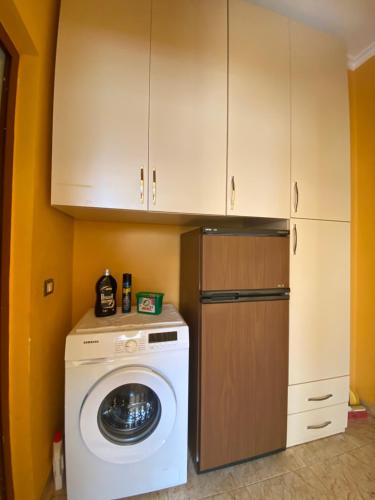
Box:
[123, 273, 132, 285]
[53, 431, 63, 443]
[104, 269, 110, 276]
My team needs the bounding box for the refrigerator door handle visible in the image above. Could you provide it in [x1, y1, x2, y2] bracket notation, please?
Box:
[202, 292, 241, 303]
[200, 289, 290, 304]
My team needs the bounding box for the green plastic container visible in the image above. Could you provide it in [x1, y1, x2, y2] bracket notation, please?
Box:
[136, 292, 164, 315]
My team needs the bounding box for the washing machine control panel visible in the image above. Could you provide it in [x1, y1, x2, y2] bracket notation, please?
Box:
[148, 331, 178, 343]
[111, 327, 188, 356]
[66, 327, 189, 360]
[114, 336, 146, 354]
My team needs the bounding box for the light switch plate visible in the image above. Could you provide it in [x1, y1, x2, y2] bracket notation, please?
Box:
[44, 279, 54, 296]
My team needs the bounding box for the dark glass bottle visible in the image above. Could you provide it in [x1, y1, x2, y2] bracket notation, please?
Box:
[95, 269, 117, 317]
[122, 273, 132, 313]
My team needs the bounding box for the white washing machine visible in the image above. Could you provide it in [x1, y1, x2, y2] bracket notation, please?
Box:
[65, 304, 189, 500]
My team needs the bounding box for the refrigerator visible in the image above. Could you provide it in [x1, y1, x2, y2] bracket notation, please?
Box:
[180, 227, 290, 472]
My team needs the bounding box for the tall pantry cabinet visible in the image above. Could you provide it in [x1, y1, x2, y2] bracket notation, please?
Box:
[288, 21, 350, 447]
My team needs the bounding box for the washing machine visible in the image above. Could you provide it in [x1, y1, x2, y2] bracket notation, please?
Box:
[65, 304, 189, 500]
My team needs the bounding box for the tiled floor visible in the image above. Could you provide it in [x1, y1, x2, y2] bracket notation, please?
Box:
[53, 416, 375, 499]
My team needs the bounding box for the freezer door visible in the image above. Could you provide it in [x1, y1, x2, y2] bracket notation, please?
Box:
[199, 300, 288, 471]
[201, 234, 289, 291]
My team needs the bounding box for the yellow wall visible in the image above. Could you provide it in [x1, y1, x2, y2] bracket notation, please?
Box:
[1, 0, 373, 494]
[349, 56, 375, 407]
[72, 221, 187, 324]
[0, 0, 74, 498]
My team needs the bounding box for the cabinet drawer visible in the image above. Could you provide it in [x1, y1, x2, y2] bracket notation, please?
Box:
[287, 403, 348, 447]
[288, 376, 349, 414]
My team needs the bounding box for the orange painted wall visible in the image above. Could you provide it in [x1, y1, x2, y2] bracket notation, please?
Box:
[0, 0, 74, 498]
[1, 0, 373, 495]
[349, 57, 375, 407]
[72, 221, 188, 324]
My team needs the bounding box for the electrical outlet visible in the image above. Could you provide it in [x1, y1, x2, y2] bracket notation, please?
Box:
[44, 278, 54, 296]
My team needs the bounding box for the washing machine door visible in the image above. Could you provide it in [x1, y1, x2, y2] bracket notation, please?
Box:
[80, 366, 177, 464]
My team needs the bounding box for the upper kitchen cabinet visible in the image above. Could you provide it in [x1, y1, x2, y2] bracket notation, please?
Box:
[290, 21, 350, 221]
[148, 0, 227, 215]
[227, 0, 290, 219]
[52, 0, 151, 210]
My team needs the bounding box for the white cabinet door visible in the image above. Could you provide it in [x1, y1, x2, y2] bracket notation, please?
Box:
[149, 0, 227, 215]
[52, 0, 151, 210]
[290, 21, 350, 221]
[228, 0, 290, 218]
[289, 219, 350, 385]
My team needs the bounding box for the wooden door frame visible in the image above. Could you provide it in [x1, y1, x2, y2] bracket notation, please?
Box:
[0, 21, 19, 500]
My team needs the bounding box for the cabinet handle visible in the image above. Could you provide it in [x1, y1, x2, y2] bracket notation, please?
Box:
[308, 394, 333, 402]
[293, 224, 297, 255]
[152, 169, 156, 205]
[293, 181, 299, 213]
[230, 176, 235, 210]
[307, 420, 332, 430]
[140, 167, 144, 204]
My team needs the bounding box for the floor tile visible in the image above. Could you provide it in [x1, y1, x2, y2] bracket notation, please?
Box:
[166, 463, 238, 499]
[343, 417, 375, 447]
[308, 451, 375, 499]
[208, 467, 331, 500]
[350, 441, 375, 466]
[204, 486, 252, 499]
[126, 490, 169, 500]
[248, 468, 330, 500]
[288, 427, 368, 467]
[229, 448, 305, 488]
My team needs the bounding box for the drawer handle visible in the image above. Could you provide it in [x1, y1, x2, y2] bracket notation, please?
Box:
[307, 420, 332, 430]
[308, 394, 333, 402]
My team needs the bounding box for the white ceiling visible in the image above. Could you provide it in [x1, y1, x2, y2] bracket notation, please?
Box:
[250, 0, 375, 69]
